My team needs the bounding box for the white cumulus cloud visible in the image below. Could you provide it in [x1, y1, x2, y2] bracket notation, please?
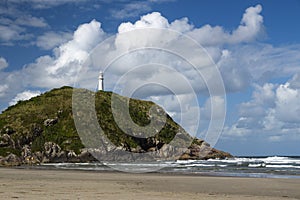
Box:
[115, 6, 265, 95]
[9, 90, 41, 106]
[0, 57, 8, 70]
[0, 19, 106, 111]
[36, 31, 72, 50]
[273, 82, 300, 123]
[23, 19, 106, 88]
[1, 4, 300, 143]
[0, 24, 31, 44]
[227, 74, 300, 141]
[231, 4, 264, 43]
[187, 4, 264, 46]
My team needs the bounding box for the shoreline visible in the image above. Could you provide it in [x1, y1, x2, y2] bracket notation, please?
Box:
[1, 168, 300, 199]
[15, 161, 300, 179]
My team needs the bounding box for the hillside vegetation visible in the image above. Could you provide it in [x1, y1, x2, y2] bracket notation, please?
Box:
[0, 86, 231, 165]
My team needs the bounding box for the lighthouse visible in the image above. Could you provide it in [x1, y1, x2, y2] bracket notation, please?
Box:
[98, 71, 104, 91]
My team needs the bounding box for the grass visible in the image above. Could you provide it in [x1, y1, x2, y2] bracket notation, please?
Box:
[0, 86, 188, 155]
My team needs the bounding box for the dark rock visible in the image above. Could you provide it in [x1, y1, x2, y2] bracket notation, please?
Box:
[41, 157, 50, 163]
[0, 134, 15, 148]
[42, 142, 83, 163]
[158, 144, 175, 158]
[178, 141, 232, 160]
[120, 142, 131, 152]
[22, 145, 32, 158]
[6, 153, 21, 164]
[0, 137, 10, 148]
[140, 137, 159, 150]
[78, 149, 97, 162]
[53, 151, 68, 163]
[131, 146, 146, 153]
[147, 147, 157, 152]
[16, 134, 32, 147]
[179, 153, 191, 160]
[31, 124, 43, 137]
[44, 142, 61, 157]
[34, 151, 44, 162]
[43, 118, 58, 127]
[24, 155, 40, 165]
[66, 150, 80, 162]
[203, 148, 233, 160]
[0, 153, 22, 166]
[21, 145, 41, 164]
[2, 126, 16, 135]
[43, 142, 64, 162]
[67, 150, 77, 158]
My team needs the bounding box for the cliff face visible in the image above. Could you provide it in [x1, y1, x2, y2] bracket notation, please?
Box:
[0, 86, 231, 166]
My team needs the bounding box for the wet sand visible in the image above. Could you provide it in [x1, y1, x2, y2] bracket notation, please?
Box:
[0, 168, 300, 199]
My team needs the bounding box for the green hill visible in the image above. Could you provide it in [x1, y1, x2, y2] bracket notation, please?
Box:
[0, 86, 231, 166]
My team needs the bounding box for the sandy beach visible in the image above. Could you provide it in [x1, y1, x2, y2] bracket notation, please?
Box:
[0, 168, 300, 199]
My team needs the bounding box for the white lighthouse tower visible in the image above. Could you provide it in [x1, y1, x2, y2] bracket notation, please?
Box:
[98, 71, 104, 91]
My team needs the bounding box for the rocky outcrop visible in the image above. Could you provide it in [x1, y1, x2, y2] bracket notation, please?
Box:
[1, 126, 16, 135]
[179, 139, 232, 160]
[0, 153, 22, 166]
[0, 142, 94, 166]
[0, 124, 232, 165]
[0, 139, 232, 166]
[0, 134, 15, 148]
[43, 118, 58, 127]
[78, 138, 232, 162]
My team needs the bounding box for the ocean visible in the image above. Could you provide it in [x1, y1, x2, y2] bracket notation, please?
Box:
[35, 156, 300, 179]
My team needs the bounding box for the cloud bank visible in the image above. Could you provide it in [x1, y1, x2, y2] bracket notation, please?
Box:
[224, 73, 300, 142]
[1, 4, 300, 143]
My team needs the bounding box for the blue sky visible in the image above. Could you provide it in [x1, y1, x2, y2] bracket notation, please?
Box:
[1, 0, 300, 156]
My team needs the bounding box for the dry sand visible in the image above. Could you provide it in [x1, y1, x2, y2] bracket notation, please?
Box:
[0, 168, 300, 199]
